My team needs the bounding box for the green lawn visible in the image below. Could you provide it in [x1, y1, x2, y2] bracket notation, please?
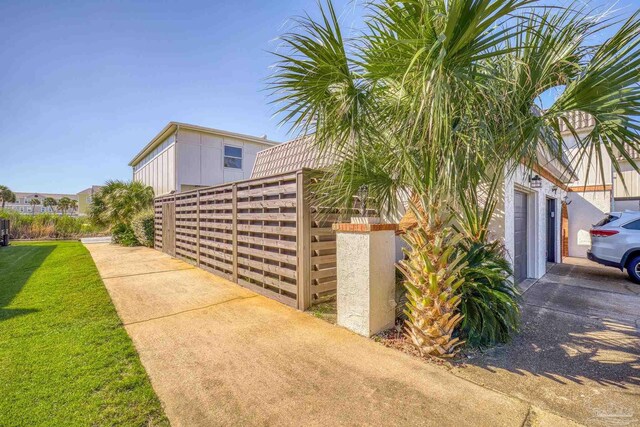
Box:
[0, 242, 168, 426]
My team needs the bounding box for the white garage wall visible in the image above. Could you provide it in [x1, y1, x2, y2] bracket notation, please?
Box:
[567, 190, 611, 258]
[491, 165, 567, 280]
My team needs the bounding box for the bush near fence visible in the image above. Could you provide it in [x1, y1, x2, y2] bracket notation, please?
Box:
[0, 210, 108, 240]
[130, 209, 155, 247]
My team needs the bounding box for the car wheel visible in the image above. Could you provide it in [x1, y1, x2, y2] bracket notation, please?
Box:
[626, 255, 640, 283]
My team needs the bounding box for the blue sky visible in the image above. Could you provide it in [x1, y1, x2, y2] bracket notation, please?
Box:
[0, 0, 637, 193]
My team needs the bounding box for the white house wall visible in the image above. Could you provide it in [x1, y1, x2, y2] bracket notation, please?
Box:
[567, 190, 611, 258]
[564, 133, 613, 187]
[613, 160, 640, 199]
[493, 165, 566, 280]
[133, 142, 176, 197]
[175, 129, 269, 191]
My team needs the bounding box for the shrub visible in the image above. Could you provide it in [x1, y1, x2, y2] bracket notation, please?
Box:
[0, 210, 107, 239]
[456, 239, 520, 347]
[111, 223, 139, 247]
[89, 180, 154, 228]
[131, 209, 154, 247]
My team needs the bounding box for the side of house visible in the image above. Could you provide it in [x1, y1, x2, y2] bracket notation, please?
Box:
[129, 122, 279, 196]
[251, 136, 571, 284]
[561, 112, 640, 257]
[76, 185, 103, 216]
[488, 163, 571, 283]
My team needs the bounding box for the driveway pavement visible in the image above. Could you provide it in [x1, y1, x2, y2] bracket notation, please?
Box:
[85, 243, 575, 427]
[453, 258, 640, 427]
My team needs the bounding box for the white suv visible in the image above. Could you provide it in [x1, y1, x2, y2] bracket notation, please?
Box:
[588, 211, 640, 283]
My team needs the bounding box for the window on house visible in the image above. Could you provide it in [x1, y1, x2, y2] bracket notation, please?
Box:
[224, 145, 243, 169]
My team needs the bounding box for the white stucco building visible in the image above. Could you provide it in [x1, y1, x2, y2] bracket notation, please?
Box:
[129, 122, 279, 196]
[561, 112, 640, 257]
[488, 163, 571, 283]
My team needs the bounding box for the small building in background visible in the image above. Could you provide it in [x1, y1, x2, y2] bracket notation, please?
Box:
[4, 192, 79, 215]
[76, 185, 103, 216]
[3, 186, 103, 216]
[128, 122, 279, 196]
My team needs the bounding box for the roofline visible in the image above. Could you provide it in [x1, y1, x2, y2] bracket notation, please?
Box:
[128, 122, 280, 166]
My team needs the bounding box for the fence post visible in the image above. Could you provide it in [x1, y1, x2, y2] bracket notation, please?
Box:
[232, 183, 238, 282]
[196, 190, 201, 267]
[296, 170, 311, 310]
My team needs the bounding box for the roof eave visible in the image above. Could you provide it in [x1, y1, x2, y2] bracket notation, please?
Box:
[128, 123, 177, 166]
[129, 122, 281, 167]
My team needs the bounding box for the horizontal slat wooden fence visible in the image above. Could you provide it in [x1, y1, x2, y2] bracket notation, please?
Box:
[154, 169, 351, 310]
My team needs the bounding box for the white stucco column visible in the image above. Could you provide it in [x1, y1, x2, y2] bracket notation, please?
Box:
[333, 223, 397, 337]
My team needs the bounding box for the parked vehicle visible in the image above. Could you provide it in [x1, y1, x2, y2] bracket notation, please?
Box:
[588, 211, 640, 283]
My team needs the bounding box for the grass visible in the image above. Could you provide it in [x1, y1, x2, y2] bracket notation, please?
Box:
[0, 241, 168, 426]
[309, 298, 337, 324]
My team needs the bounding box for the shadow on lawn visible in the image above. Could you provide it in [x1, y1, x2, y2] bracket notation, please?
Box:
[0, 244, 55, 321]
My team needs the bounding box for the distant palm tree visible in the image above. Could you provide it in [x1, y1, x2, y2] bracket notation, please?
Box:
[43, 197, 58, 213]
[69, 199, 78, 214]
[57, 197, 72, 215]
[29, 197, 41, 216]
[0, 186, 16, 209]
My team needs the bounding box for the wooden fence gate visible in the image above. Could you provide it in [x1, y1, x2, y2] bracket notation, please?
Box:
[153, 169, 350, 310]
[161, 202, 176, 257]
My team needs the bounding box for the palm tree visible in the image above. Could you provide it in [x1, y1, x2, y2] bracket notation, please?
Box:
[57, 197, 72, 215]
[43, 197, 58, 213]
[0, 186, 16, 209]
[88, 180, 154, 227]
[29, 196, 41, 216]
[269, 0, 640, 356]
[69, 199, 78, 214]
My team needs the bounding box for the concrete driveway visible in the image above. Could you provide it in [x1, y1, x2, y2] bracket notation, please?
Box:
[453, 258, 640, 427]
[85, 243, 576, 427]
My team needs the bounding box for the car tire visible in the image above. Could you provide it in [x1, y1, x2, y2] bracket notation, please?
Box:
[626, 255, 640, 284]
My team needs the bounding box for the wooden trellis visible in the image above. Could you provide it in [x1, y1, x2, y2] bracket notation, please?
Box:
[153, 169, 349, 310]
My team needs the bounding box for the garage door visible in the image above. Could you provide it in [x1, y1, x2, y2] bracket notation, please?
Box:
[514, 190, 528, 284]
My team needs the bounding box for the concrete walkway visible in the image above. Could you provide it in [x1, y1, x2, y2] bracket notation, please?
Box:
[86, 243, 577, 427]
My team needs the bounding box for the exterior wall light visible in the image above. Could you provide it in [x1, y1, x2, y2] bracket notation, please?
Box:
[529, 174, 542, 189]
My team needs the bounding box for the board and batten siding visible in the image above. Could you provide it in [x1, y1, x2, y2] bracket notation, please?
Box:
[133, 134, 177, 196]
[614, 160, 640, 199]
[132, 126, 276, 197]
[175, 128, 266, 191]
